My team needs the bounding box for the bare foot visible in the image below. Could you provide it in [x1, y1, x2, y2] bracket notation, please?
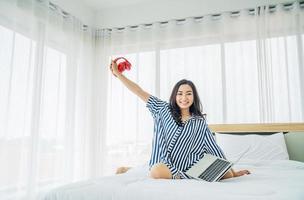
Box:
[233, 170, 251, 177]
[116, 167, 131, 174]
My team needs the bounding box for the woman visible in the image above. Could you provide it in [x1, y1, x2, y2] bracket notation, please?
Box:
[110, 60, 250, 180]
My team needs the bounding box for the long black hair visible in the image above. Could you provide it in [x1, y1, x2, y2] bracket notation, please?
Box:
[169, 79, 205, 125]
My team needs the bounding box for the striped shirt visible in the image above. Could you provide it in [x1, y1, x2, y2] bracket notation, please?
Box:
[146, 95, 226, 179]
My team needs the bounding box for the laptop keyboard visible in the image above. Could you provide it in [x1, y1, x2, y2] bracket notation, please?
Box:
[198, 158, 231, 182]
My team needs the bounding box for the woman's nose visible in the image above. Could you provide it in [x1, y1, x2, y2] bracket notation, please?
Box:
[181, 95, 187, 99]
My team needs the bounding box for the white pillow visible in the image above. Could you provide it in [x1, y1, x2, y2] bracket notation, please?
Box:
[215, 132, 289, 161]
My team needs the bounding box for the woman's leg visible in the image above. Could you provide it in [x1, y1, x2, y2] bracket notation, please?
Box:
[150, 163, 172, 179]
[221, 169, 250, 180]
[116, 166, 131, 174]
[221, 169, 234, 179]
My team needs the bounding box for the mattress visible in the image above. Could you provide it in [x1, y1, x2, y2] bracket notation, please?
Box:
[41, 160, 304, 200]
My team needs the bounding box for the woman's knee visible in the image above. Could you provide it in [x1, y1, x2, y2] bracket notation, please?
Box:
[150, 163, 172, 179]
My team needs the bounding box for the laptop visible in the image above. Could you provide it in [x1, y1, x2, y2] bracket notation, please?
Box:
[185, 148, 249, 182]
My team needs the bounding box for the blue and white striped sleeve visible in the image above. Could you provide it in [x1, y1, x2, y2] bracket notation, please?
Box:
[146, 95, 168, 119]
[201, 120, 226, 159]
[162, 156, 191, 179]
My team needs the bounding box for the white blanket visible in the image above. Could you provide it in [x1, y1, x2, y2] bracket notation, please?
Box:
[41, 160, 304, 200]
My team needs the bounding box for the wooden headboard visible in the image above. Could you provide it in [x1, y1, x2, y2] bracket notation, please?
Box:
[209, 123, 304, 133]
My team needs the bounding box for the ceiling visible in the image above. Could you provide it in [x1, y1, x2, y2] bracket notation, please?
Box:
[51, 0, 293, 29]
[81, 0, 164, 10]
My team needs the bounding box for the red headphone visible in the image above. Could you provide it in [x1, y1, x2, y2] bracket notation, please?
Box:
[114, 57, 132, 73]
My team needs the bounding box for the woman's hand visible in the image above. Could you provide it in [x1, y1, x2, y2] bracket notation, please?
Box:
[233, 169, 251, 177]
[108, 59, 151, 103]
[110, 60, 121, 77]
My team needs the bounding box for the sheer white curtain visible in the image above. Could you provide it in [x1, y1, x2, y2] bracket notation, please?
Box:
[0, 0, 95, 199]
[95, 30, 156, 175]
[97, 2, 304, 175]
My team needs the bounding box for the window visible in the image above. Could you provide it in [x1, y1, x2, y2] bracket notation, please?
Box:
[0, 24, 68, 195]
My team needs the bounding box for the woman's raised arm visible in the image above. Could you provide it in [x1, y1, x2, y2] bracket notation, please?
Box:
[110, 60, 151, 103]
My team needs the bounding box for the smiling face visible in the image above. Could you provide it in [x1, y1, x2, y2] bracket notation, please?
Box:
[175, 84, 194, 111]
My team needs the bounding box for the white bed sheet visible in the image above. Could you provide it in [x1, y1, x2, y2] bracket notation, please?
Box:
[41, 160, 304, 200]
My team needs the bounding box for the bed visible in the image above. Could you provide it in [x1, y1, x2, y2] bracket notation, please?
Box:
[41, 123, 304, 200]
